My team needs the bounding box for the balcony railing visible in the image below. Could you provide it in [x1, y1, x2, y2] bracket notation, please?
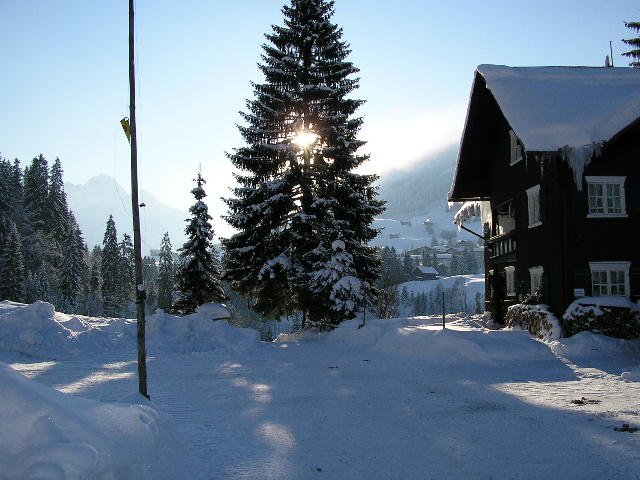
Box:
[487, 231, 516, 259]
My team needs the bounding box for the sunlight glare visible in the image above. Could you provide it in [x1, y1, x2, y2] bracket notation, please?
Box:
[292, 130, 317, 148]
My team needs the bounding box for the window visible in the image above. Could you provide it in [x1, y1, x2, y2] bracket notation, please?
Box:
[589, 261, 630, 296]
[586, 176, 626, 218]
[529, 266, 543, 294]
[505, 266, 516, 296]
[526, 185, 541, 228]
[509, 130, 522, 165]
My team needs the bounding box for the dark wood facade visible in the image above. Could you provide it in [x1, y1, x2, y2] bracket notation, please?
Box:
[450, 70, 640, 318]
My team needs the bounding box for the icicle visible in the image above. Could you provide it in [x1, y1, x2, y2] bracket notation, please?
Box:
[561, 143, 602, 190]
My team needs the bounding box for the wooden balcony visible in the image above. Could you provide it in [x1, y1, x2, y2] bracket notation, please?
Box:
[487, 231, 516, 259]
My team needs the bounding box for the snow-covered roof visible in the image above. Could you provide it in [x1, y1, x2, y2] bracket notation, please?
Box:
[416, 266, 438, 274]
[435, 253, 453, 259]
[477, 65, 640, 151]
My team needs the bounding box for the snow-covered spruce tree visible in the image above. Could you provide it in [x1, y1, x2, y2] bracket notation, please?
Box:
[142, 256, 159, 312]
[79, 245, 103, 316]
[0, 222, 25, 302]
[173, 174, 227, 315]
[622, 21, 640, 67]
[48, 158, 71, 242]
[223, 0, 384, 328]
[58, 218, 87, 311]
[117, 233, 135, 314]
[22, 154, 52, 273]
[308, 239, 368, 327]
[156, 232, 175, 312]
[101, 215, 121, 317]
[9, 159, 24, 228]
[0, 157, 11, 244]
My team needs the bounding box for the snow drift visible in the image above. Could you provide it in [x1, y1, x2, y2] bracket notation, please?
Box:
[0, 301, 259, 360]
[0, 361, 188, 479]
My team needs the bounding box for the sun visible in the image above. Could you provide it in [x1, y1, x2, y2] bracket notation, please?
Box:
[292, 130, 318, 148]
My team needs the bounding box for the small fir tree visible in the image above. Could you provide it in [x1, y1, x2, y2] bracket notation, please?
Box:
[0, 222, 25, 302]
[156, 232, 175, 312]
[173, 174, 227, 314]
[117, 233, 135, 314]
[309, 239, 370, 328]
[622, 21, 640, 67]
[58, 218, 87, 311]
[101, 215, 121, 317]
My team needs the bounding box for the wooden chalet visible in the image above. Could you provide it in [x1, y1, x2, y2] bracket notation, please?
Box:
[449, 65, 640, 317]
[413, 266, 439, 281]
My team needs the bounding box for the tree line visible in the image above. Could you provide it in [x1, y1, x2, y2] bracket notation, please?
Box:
[0, 154, 227, 317]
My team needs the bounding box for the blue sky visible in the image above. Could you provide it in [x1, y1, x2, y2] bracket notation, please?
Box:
[0, 0, 638, 238]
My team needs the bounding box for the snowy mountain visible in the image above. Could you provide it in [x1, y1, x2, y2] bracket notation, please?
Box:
[372, 145, 482, 250]
[65, 175, 188, 254]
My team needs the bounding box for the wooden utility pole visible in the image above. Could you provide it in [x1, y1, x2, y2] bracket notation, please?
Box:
[129, 0, 149, 399]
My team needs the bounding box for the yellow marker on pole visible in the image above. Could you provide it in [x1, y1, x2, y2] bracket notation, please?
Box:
[120, 117, 131, 143]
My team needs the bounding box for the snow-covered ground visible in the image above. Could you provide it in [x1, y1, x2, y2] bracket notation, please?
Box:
[2, 301, 640, 479]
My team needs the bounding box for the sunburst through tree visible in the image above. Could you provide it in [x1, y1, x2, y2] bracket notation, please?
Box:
[223, 0, 384, 329]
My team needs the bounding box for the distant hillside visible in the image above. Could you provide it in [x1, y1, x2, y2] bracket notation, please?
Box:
[377, 145, 457, 219]
[372, 145, 482, 251]
[65, 175, 187, 254]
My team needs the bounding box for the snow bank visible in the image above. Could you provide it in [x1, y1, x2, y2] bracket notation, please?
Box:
[0, 301, 75, 358]
[0, 301, 259, 360]
[549, 331, 640, 360]
[146, 310, 259, 355]
[328, 317, 552, 365]
[0, 362, 189, 479]
[549, 331, 640, 381]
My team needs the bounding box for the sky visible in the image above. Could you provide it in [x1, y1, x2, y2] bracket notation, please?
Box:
[1, 0, 638, 239]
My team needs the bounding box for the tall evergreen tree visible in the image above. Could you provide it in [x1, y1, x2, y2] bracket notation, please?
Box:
[173, 174, 227, 314]
[80, 246, 103, 316]
[9, 159, 24, 228]
[142, 256, 159, 312]
[156, 232, 175, 312]
[223, 0, 384, 326]
[622, 21, 640, 67]
[58, 218, 87, 311]
[0, 222, 25, 302]
[48, 158, 71, 243]
[117, 233, 135, 314]
[101, 215, 120, 317]
[0, 157, 12, 245]
[22, 154, 50, 241]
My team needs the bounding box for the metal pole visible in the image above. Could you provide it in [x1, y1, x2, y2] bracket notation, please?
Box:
[129, 0, 148, 399]
[442, 291, 445, 329]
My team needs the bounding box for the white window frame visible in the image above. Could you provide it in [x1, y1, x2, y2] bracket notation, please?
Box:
[509, 130, 523, 165]
[588, 261, 630, 297]
[529, 266, 543, 294]
[526, 184, 542, 228]
[505, 266, 516, 296]
[585, 176, 627, 218]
